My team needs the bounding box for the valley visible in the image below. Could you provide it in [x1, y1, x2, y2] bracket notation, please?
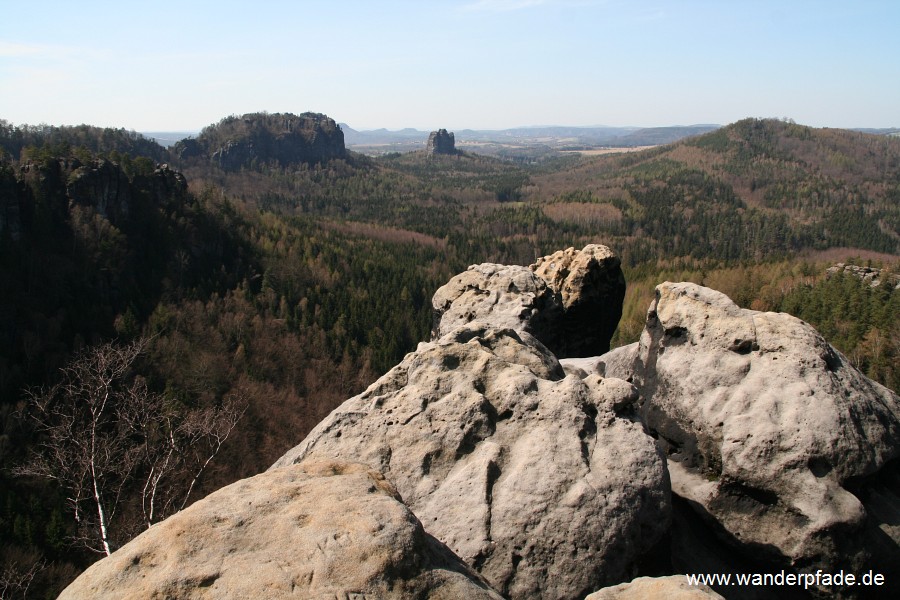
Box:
[0, 113, 898, 598]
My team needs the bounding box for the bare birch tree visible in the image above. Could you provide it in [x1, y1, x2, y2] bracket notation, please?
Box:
[16, 339, 245, 556]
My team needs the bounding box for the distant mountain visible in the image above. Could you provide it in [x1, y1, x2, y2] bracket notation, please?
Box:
[174, 112, 346, 171]
[537, 117, 900, 258]
[340, 123, 720, 153]
[852, 127, 900, 136]
[611, 125, 720, 146]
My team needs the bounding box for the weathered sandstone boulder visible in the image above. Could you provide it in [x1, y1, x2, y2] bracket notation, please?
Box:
[530, 244, 625, 356]
[585, 575, 725, 600]
[273, 324, 670, 599]
[60, 461, 503, 600]
[607, 282, 900, 577]
[431, 244, 625, 358]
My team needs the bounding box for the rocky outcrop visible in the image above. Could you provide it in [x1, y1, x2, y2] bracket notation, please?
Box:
[60, 461, 503, 600]
[826, 262, 900, 289]
[0, 163, 25, 240]
[274, 324, 670, 600]
[171, 137, 203, 160]
[586, 575, 725, 600]
[185, 112, 346, 171]
[432, 244, 625, 358]
[13, 158, 189, 231]
[604, 282, 900, 583]
[66, 158, 132, 223]
[531, 244, 626, 356]
[134, 163, 189, 206]
[426, 129, 457, 155]
[56, 247, 900, 599]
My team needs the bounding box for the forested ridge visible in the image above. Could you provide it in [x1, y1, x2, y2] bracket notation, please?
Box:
[1, 115, 898, 597]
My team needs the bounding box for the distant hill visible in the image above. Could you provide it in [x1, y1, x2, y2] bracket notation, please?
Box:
[852, 127, 900, 136]
[532, 117, 900, 259]
[0, 120, 168, 162]
[341, 123, 719, 154]
[611, 125, 720, 146]
[173, 112, 346, 171]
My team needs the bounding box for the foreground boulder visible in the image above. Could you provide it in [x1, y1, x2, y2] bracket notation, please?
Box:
[274, 325, 670, 599]
[60, 461, 503, 600]
[586, 575, 724, 600]
[607, 282, 900, 579]
[432, 244, 625, 357]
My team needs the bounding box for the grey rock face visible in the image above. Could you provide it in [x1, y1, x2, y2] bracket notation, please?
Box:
[60, 461, 503, 600]
[531, 244, 626, 356]
[431, 245, 625, 358]
[273, 325, 670, 600]
[66, 158, 132, 222]
[626, 282, 900, 574]
[196, 112, 346, 171]
[426, 128, 457, 155]
[431, 262, 554, 339]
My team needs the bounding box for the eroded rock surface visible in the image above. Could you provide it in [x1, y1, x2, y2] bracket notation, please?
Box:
[426, 129, 457, 155]
[274, 325, 670, 600]
[431, 244, 625, 358]
[613, 282, 900, 576]
[530, 244, 625, 356]
[60, 461, 503, 600]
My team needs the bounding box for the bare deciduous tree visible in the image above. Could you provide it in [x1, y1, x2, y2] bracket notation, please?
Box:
[16, 339, 245, 556]
[0, 554, 44, 600]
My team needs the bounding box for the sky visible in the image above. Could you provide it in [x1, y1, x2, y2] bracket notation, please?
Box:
[1, 0, 898, 132]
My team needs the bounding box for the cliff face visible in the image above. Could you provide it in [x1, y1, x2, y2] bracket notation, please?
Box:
[426, 128, 457, 155]
[8, 157, 187, 235]
[175, 112, 346, 171]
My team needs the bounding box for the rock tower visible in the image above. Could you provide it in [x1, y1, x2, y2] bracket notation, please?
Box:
[426, 129, 457, 155]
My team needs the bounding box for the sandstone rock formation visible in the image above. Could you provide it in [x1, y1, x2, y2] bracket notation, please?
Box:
[13, 157, 188, 232]
[66, 158, 132, 223]
[531, 244, 626, 356]
[274, 324, 670, 600]
[60, 461, 503, 600]
[426, 129, 457, 155]
[56, 248, 900, 599]
[432, 244, 625, 358]
[826, 262, 900, 289]
[183, 112, 346, 171]
[585, 575, 725, 600]
[603, 282, 900, 580]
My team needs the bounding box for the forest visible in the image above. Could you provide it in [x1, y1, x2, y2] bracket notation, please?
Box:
[0, 115, 898, 598]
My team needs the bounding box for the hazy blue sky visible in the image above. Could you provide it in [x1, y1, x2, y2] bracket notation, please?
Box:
[2, 0, 898, 131]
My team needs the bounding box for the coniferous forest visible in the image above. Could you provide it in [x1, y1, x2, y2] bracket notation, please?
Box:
[1, 115, 898, 597]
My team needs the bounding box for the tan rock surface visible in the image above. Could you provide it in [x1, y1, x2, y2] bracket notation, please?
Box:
[273, 325, 670, 599]
[59, 461, 503, 600]
[586, 575, 725, 599]
[619, 282, 900, 572]
[431, 244, 625, 358]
